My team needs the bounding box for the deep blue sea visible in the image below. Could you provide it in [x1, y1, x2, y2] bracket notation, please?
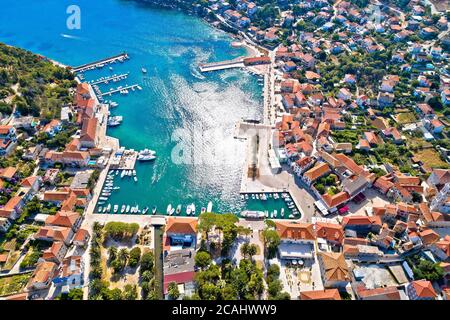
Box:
[0, 0, 295, 216]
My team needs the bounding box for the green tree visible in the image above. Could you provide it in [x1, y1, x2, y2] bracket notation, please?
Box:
[128, 247, 141, 268]
[123, 284, 138, 300]
[195, 251, 212, 270]
[167, 281, 180, 300]
[262, 229, 280, 259]
[108, 246, 118, 262]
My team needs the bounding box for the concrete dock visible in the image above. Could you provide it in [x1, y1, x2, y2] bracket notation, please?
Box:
[199, 58, 244, 72]
[72, 52, 129, 73]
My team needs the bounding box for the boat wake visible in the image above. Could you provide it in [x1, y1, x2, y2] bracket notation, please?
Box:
[60, 33, 85, 41]
[190, 64, 206, 80]
[151, 161, 166, 185]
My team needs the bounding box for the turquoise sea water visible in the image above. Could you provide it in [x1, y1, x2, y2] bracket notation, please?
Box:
[0, 0, 297, 217]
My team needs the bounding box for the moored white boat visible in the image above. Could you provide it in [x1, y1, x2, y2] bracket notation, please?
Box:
[207, 201, 213, 213]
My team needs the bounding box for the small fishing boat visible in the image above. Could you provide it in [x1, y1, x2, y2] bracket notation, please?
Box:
[98, 206, 103, 212]
[255, 194, 259, 200]
[126, 205, 130, 213]
[261, 194, 267, 201]
[142, 67, 147, 74]
[191, 204, 196, 215]
[152, 206, 157, 214]
[121, 205, 126, 213]
[265, 211, 269, 218]
[106, 204, 111, 212]
[114, 205, 118, 213]
[186, 205, 192, 216]
[251, 194, 255, 200]
[274, 209, 278, 218]
[143, 207, 149, 214]
[134, 176, 138, 182]
[245, 194, 249, 200]
[103, 207, 107, 213]
[201, 207, 206, 214]
[241, 195, 244, 200]
[99, 197, 108, 201]
[289, 214, 294, 219]
[176, 205, 181, 215]
[133, 170, 136, 176]
[281, 208, 285, 217]
[166, 204, 172, 215]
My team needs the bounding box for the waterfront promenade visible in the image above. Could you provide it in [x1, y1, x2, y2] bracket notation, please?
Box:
[237, 46, 316, 223]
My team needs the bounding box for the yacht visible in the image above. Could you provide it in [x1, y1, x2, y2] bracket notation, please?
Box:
[289, 214, 295, 219]
[207, 201, 213, 213]
[110, 101, 119, 108]
[265, 211, 269, 218]
[132, 170, 136, 176]
[251, 194, 255, 200]
[176, 205, 182, 215]
[241, 211, 265, 219]
[137, 149, 156, 161]
[241, 195, 244, 200]
[107, 115, 123, 127]
[261, 194, 267, 201]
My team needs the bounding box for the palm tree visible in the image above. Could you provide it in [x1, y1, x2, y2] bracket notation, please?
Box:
[118, 248, 129, 266]
[108, 246, 118, 262]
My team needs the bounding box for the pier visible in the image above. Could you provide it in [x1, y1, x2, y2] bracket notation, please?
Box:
[72, 52, 129, 73]
[99, 84, 142, 97]
[199, 58, 244, 72]
[89, 73, 129, 85]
